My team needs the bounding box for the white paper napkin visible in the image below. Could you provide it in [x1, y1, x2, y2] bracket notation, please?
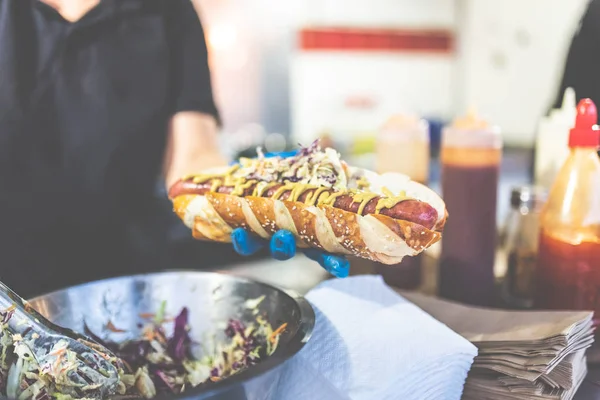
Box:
[273, 276, 478, 400]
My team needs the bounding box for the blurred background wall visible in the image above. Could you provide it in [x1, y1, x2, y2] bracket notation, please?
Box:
[192, 0, 589, 150]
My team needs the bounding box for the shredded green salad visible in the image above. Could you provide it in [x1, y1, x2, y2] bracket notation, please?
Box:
[237, 139, 360, 191]
[0, 298, 286, 399]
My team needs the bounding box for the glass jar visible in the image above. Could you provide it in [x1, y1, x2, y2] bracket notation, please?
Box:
[501, 186, 547, 308]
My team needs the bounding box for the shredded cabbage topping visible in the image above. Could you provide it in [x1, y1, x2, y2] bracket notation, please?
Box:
[236, 139, 366, 192]
[0, 308, 123, 400]
[0, 303, 285, 399]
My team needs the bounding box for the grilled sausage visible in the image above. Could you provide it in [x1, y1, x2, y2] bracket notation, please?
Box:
[168, 179, 439, 230]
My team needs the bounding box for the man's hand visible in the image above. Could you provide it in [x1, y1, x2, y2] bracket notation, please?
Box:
[163, 111, 228, 190]
[229, 150, 350, 278]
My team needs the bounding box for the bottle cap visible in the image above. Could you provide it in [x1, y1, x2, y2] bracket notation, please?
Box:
[382, 114, 421, 129]
[452, 107, 490, 130]
[568, 98, 600, 148]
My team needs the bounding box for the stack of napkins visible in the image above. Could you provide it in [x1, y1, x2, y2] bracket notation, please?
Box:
[273, 276, 478, 400]
[402, 292, 595, 400]
[463, 350, 587, 399]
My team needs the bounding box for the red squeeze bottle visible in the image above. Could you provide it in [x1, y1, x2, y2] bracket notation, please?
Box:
[534, 99, 600, 325]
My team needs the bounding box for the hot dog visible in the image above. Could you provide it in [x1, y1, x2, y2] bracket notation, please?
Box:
[168, 179, 441, 231]
[168, 141, 447, 265]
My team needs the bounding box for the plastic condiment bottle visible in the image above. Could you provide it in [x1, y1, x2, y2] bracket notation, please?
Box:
[439, 110, 503, 306]
[375, 114, 430, 184]
[534, 88, 577, 190]
[374, 114, 430, 289]
[534, 99, 600, 324]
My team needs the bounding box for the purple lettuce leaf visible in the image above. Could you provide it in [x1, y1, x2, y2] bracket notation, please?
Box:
[2, 309, 14, 324]
[167, 308, 190, 362]
[154, 370, 177, 393]
[224, 319, 246, 339]
[297, 139, 321, 157]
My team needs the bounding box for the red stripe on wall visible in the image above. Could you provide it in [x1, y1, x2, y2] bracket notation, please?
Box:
[299, 27, 454, 53]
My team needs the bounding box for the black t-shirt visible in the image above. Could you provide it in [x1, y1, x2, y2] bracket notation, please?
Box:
[553, 0, 600, 108]
[0, 0, 219, 296]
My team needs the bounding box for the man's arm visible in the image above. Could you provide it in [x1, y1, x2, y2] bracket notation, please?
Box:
[163, 0, 227, 189]
[163, 1, 350, 276]
[163, 111, 227, 189]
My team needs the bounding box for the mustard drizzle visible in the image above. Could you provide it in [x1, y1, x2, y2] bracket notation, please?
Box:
[252, 181, 278, 197]
[210, 179, 222, 193]
[181, 170, 413, 213]
[351, 192, 380, 214]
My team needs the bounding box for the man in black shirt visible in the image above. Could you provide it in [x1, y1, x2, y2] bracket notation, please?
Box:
[0, 0, 350, 298]
[0, 0, 237, 297]
[553, 0, 600, 108]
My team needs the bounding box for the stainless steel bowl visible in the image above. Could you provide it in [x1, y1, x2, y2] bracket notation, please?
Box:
[27, 271, 315, 400]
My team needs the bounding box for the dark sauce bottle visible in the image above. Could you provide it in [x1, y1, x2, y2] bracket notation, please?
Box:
[439, 112, 503, 306]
